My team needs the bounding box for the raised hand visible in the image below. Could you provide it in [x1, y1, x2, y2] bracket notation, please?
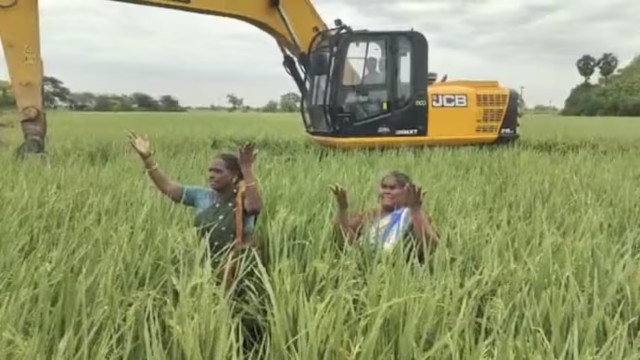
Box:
[127, 130, 151, 159]
[329, 184, 349, 210]
[405, 183, 425, 210]
[238, 141, 257, 168]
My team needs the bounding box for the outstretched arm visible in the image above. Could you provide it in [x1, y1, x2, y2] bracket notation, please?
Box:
[405, 183, 440, 260]
[128, 131, 184, 202]
[331, 185, 354, 244]
[241, 166, 261, 214]
[409, 209, 439, 259]
[140, 154, 184, 202]
[335, 208, 361, 245]
[330, 185, 372, 245]
[238, 142, 262, 215]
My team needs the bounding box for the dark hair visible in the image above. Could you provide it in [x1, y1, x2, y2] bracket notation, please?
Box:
[216, 153, 243, 182]
[382, 170, 412, 187]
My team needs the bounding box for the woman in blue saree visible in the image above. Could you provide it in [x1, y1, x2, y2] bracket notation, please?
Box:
[330, 170, 439, 263]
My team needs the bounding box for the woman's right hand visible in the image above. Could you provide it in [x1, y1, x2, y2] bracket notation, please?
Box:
[127, 130, 151, 159]
[330, 184, 349, 210]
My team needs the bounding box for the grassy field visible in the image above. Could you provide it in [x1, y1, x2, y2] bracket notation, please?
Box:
[0, 111, 639, 359]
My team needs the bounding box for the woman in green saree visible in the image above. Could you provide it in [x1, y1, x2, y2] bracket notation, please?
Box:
[127, 131, 266, 354]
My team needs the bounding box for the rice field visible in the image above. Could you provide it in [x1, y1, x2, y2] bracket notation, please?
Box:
[0, 110, 639, 359]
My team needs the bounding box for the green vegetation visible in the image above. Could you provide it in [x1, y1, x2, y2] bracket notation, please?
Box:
[0, 111, 639, 358]
[0, 76, 300, 114]
[562, 53, 640, 116]
[0, 79, 12, 109]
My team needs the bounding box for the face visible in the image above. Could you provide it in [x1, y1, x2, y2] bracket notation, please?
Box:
[208, 157, 236, 191]
[378, 175, 407, 210]
[365, 58, 377, 72]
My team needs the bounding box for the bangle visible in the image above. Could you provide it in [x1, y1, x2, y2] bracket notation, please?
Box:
[145, 164, 158, 172]
[244, 181, 256, 187]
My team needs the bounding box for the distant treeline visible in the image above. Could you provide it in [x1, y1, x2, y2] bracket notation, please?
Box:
[562, 53, 640, 116]
[0, 76, 302, 114]
[2, 54, 639, 117]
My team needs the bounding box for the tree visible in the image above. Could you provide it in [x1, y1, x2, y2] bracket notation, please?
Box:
[43, 76, 71, 108]
[226, 93, 243, 111]
[0, 80, 10, 94]
[262, 100, 278, 112]
[68, 92, 96, 110]
[562, 54, 640, 116]
[0, 81, 15, 108]
[158, 95, 184, 111]
[576, 55, 597, 83]
[131, 92, 159, 110]
[93, 95, 116, 111]
[111, 95, 135, 112]
[531, 104, 559, 114]
[2, 74, 201, 113]
[279, 92, 300, 112]
[596, 52, 619, 84]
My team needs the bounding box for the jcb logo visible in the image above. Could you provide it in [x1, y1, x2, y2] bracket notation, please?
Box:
[431, 94, 468, 108]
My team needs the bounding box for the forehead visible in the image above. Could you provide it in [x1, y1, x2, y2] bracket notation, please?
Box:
[210, 158, 227, 169]
[380, 175, 402, 187]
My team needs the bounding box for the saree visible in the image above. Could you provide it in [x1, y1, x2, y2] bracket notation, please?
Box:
[364, 206, 413, 249]
[193, 193, 239, 261]
[192, 183, 267, 355]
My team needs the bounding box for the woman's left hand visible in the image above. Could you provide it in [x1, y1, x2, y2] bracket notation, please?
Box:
[238, 141, 257, 168]
[405, 183, 425, 210]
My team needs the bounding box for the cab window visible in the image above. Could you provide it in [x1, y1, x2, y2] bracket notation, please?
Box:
[338, 39, 389, 122]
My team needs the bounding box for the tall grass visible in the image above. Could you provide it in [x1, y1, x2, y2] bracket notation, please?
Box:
[1, 111, 639, 359]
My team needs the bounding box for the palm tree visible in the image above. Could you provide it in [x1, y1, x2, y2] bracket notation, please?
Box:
[576, 55, 597, 83]
[596, 53, 619, 84]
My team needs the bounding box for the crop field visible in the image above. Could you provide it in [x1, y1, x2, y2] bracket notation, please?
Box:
[0, 111, 639, 359]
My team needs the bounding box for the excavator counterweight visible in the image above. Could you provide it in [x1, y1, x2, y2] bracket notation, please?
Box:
[0, 0, 520, 156]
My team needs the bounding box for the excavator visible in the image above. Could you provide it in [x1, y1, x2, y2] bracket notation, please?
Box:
[0, 0, 520, 157]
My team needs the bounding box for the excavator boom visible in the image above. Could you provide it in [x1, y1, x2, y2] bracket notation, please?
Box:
[110, 0, 328, 58]
[0, 0, 332, 156]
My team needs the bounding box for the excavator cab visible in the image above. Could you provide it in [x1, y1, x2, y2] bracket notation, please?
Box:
[302, 27, 429, 138]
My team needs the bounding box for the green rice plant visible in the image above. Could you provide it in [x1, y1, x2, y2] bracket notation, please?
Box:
[0, 111, 639, 359]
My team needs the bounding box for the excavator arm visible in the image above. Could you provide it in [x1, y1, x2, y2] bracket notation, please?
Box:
[0, 0, 46, 157]
[0, 0, 334, 156]
[111, 0, 328, 58]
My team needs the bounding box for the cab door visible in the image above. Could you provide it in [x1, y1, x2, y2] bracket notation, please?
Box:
[386, 33, 429, 137]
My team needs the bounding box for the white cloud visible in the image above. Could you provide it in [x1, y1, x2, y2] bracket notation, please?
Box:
[1, 0, 638, 108]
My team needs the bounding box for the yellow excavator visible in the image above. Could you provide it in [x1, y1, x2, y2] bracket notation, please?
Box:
[0, 0, 520, 156]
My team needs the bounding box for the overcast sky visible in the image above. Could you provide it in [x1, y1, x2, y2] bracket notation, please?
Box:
[1, 0, 638, 108]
